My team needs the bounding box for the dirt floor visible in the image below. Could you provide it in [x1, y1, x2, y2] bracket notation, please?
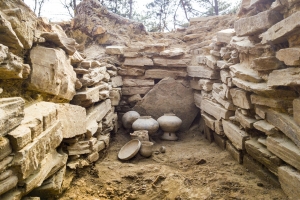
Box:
[59, 126, 288, 200]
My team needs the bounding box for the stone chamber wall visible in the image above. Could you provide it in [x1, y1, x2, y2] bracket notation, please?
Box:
[1, 0, 300, 199]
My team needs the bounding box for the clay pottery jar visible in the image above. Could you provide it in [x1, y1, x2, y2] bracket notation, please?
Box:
[130, 130, 149, 141]
[139, 141, 154, 157]
[157, 113, 182, 141]
[122, 111, 140, 129]
[132, 116, 159, 135]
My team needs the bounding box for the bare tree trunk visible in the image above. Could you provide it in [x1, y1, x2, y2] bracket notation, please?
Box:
[180, 0, 189, 21]
[38, 0, 45, 17]
[129, 0, 133, 19]
[34, 0, 37, 14]
[214, 0, 219, 15]
[173, 0, 180, 30]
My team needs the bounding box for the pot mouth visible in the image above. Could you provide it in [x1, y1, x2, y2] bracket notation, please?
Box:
[139, 116, 152, 119]
[141, 141, 153, 145]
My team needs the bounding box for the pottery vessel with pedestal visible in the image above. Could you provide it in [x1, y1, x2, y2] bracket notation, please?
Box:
[157, 113, 182, 140]
[132, 116, 159, 134]
[139, 141, 154, 157]
[122, 111, 140, 129]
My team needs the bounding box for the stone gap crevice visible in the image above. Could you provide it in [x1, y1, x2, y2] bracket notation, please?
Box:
[0, 0, 300, 199]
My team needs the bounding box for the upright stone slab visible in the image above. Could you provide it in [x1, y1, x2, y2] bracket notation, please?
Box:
[201, 99, 234, 120]
[230, 88, 252, 109]
[234, 10, 282, 36]
[217, 29, 236, 44]
[0, 97, 25, 136]
[56, 104, 86, 138]
[133, 78, 197, 131]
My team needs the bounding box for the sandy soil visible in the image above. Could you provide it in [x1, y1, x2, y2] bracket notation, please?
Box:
[59, 126, 288, 200]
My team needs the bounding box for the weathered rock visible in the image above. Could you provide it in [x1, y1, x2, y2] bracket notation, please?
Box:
[276, 47, 300, 66]
[13, 121, 63, 180]
[23, 149, 67, 195]
[213, 132, 226, 149]
[79, 67, 107, 87]
[267, 134, 300, 171]
[29, 46, 77, 100]
[194, 91, 202, 108]
[41, 24, 76, 55]
[111, 76, 123, 87]
[71, 85, 106, 107]
[0, 97, 25, 136]
[56, 104, 86, 138]
[0, 156, 13, 173]
[109, 88, 121, 106]
[30, 166, 66, 198]
[21, 102, 57, 138]
[133, 78, 197, 131]
[234, 10, 282, 36]
[153, 58, 188, 67]
[245, 139, 282, 175]
[201, 98, 234, 120]
[7, 125, 31, 151]
[145, 69, 187, 79]
[267, 67, 300, 87]
[0, 44, 30, 79]
[260, 11, 300, 44]
[159, 48, 184, 57]
[0, 137, 12, 161]
[118, 67, 145, 76]
[212, 90, 236, 110]
[266, 109, 300, 148]
[230, 64, 263, 83]
[187, 65, 219, 79]
[201, 112, 215, 130]
[124, 57, 153, 66]
[105, 46, 125, 55]
[251, 56, 282, 71]
[230, 88, 252, 109]
[217, 29, 235, 44]
[86, 99, 111, 127]
[278, 165, 300, 200]
[70, 51, 84, 65]
[190, 78, 217, 91]
[251, 94, 293, 109]
[222, 120, 249, 150]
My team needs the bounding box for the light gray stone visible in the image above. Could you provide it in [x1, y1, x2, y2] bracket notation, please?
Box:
[222, 120, 249, 150]
[278, 165, 300, 200]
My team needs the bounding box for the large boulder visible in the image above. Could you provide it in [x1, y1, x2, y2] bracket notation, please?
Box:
[133, 77, 198, 131]
[28, 46, 77, 100]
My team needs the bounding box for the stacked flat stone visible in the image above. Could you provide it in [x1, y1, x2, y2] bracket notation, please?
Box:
[188, 0, 300, 198]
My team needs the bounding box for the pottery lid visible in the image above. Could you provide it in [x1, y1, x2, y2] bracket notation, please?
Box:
[118, 139, 141, 160]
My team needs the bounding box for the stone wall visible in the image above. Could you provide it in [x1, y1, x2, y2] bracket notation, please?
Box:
[188, 0, 300, 199]
[0, 0, 119, 199]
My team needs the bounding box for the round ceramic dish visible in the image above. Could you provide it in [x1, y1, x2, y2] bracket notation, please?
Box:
[118, 139, 141, 160]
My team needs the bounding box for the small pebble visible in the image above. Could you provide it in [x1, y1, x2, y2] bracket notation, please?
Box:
[257, 182, 264, 187]
[159, 146, 166, 153]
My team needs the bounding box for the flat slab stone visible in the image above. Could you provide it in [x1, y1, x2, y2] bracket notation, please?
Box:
[222, 120, 249, 150]
[251, 56, 282, 71]
[187, 65, 219, 79]
[122, 87, 152, 95]
[0, 137, 12, 161]
[217, 29, 236, 44]
[251, 94, 293, 109]
[123, 79, 154, 87]
[159, 48, 184, 57]
[293, 98, 300, 127]
[124, 57, 153, 66]
[105, 46, 125, 55]
[201, 99, 234, 120]
[118, 67, 145, 76]
[268, 67, 300, 87]
[145, 69, 187, 79]
[133, 77, 198, 131]
[235, 109, 257, 129]
[260, 11, 300, 44]
[190, 78, 216, 91]
[276, 47, 300, 66]
[230, 63, 263, 83]
[234, 10, 282, 37]
[153, 58, 188, 67]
